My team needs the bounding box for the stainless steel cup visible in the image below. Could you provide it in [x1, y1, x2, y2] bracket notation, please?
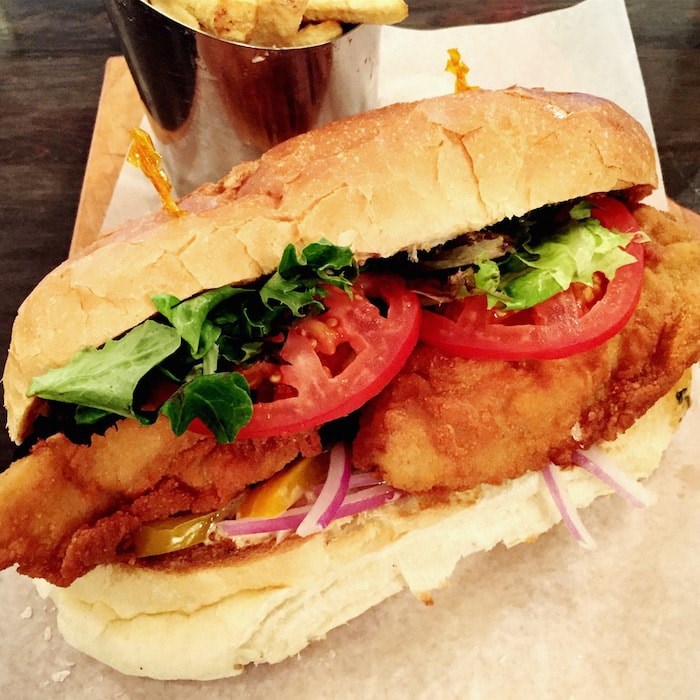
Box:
[103, 0, 381, 195]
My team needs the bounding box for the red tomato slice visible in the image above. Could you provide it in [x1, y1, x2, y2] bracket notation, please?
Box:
[420, 241, 645, 361]
[588, 194, 640, 233]
[190, 274, 421, 439]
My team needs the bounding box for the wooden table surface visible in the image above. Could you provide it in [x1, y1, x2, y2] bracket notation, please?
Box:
[0, 0, 698, 466]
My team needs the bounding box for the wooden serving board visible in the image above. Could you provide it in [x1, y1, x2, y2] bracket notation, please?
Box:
[73, 57, 700, 253]
[71, 57, 143, 256]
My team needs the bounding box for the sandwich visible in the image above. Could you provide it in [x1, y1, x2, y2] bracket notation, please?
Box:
[1, 87, 699, 680]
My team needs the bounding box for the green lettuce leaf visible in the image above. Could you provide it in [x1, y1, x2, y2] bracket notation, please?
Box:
[74, 405, 115, 426]
[260, 240, 358, 313]
[160, 372, 252, 444]
[153, 241, 358, 368]
[473, 259, 502, 299]
[152, 287, 245, 359]
[476, 217, 636, 311]
[28, 321, 181, 420]
[569, 201, 592, 220]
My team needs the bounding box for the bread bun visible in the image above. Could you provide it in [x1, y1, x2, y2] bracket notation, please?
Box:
[36, 375, 688, 680]
[3, 88, 657, 443]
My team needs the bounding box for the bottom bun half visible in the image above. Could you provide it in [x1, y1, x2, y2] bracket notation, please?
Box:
[36, 373, 692, 681]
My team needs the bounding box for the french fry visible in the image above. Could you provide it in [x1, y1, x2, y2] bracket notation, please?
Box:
[248, 0, 309, 46]
[303, 0, 407, 25]
[288, 19, 344, 46]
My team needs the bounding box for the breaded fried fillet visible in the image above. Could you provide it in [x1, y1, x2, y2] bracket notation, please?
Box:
[0, 419, 320, 585]
[578, 205, 700, 441]
[352, 205, 700, 492]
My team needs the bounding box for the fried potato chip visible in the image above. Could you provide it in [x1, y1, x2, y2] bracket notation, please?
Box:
[248, 0, 309, 46]
[149, 0, 406, 46]
[287, 19, 344, 46]
[147, 0, 200, 30]
[154, 0, 258, 42]
[303, 0, 407, 25]
[206, 0, 259, 41]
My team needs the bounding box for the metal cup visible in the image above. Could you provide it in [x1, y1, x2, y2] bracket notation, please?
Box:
[103, 0, 381, 195]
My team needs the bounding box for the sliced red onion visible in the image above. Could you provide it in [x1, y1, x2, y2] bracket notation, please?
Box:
[334, 483, 399, 517]
[217, 505, 309, 537]
[309, 471, 384, 498]
[216, 483, 399, 540]
[572, 448, 656, 508]
[542, 464, 596, 549]
[296, 443, 351, 536]
[347, 472, 385, 490]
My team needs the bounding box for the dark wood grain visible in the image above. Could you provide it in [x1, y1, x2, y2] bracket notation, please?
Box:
[0, 0, 697, 467]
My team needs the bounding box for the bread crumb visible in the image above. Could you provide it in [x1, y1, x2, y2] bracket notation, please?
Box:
[44, 626, 52, 641]
[51, 670, 71, 683]
[20, 606, 32, 619]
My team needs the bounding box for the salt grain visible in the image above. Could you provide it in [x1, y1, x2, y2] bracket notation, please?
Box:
[20, 606, 32, 619]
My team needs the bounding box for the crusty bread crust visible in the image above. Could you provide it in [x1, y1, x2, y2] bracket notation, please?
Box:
[4, 88, 657, 442]
[37, 378, 688, 680]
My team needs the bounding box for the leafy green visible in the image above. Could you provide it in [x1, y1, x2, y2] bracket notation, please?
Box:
[27, 240, 357, 444]
[152, 287, 244, 359]
[28, 321, 181, 420]
[473, 259, 501, 299]
[569, 201, 592, 220]
[475, 216, 636, 311]
[160, 372, 252, 444]
[264, 240, 357, 306]
[74, 405, 115, 426]
[152, 240, 358, 367]
[257, 241, 357, 328]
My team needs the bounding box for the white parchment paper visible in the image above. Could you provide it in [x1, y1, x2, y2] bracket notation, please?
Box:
[1, 0, 697, 697]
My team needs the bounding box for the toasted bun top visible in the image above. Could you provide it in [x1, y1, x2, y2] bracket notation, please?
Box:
[4, 88, 657, 442]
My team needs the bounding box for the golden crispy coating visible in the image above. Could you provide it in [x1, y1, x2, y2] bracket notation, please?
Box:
[352, 344, 615, 492]
[353, 205, 700, 492]
[0, 419, 320, 585]
[578, 205, 700, 440]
